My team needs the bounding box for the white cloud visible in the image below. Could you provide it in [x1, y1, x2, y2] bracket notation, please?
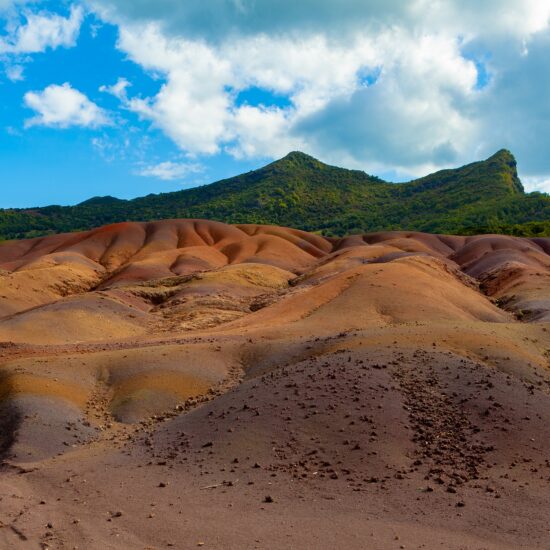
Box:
[114, 25, 371, 156]
[227, 104, 303, 159]
[412, 0, 550, 39]
[293, 30, 480, 175]
[24, 83, 109, 129]
[85, 1, 550, 180]
[524, 176, 550, 195]
[5, 63, 24, 81]
[136, 161, 203, 180]
[119, 27, 233, 155]
[99, 77, 131, 100]
[91, 134, 129, 162]
[109, 21, 480, 173]
[0, 5, 83, 54]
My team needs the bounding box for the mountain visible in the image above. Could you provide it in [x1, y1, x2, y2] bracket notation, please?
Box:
[78, 195, 127, 206]
[1, 149, 549, 241]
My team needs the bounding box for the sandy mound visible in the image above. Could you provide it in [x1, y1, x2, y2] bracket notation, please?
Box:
[0, 293, 148, 345]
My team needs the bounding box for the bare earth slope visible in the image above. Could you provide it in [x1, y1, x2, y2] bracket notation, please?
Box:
[0, 219, 549, 549]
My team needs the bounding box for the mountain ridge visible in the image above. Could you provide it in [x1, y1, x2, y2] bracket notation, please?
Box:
[1, 149, 549, 241]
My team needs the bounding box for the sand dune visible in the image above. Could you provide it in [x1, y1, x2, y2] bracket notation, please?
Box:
[0, 220, 549, 549]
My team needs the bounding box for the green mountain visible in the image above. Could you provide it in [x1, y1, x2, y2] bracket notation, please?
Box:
[1, 149, 550, 241]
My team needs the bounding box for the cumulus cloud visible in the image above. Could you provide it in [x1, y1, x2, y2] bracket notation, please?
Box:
[0, 5, 83, 54]
[292, 31, 483, 175]
[136, 160, 203, 180]
[87, 0, 550, 179]
[113, 26, 379, 156]
[102, 20, 480, 173]
[24, 83, 109, 128]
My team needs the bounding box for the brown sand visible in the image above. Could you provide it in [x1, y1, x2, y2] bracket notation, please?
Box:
[0, 220, 549, 549]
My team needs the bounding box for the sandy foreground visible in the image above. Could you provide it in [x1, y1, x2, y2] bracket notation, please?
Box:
[0, 219, 549, 549]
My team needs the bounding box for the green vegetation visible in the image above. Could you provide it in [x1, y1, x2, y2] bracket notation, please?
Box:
[460, 220, 550, 237]
[1, 149, 549, 240]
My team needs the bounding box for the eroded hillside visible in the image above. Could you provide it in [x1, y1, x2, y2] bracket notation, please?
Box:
[0, 219, 549, 549]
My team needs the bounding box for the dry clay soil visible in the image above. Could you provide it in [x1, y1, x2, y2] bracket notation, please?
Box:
[0, 219, 550, 549]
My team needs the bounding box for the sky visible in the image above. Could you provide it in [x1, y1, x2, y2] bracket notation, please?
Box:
[1, 1, 550, 208]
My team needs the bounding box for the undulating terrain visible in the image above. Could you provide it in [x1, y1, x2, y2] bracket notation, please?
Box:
[0, 219, 549, 548]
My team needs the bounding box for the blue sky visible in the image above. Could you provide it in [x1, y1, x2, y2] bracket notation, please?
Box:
[0, 8, 263, 207]
[1, 1, 550, 208]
